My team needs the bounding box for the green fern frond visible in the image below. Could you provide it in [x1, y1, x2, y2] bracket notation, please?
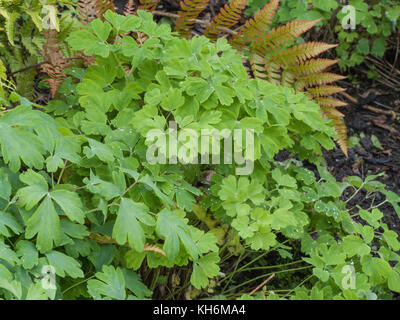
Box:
[0, 9, 20, 45]
[24, 9, 43, 31]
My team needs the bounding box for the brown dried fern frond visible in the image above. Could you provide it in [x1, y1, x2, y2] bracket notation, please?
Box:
[138, 0, 160, 12]
[77, 0, 97, 25]
[203, 0, 246, 40]
[40, 29, 69, 98]
[174, 0, 210, 38]
[124, 0, 136, 16]
[95, 0, 116, 18]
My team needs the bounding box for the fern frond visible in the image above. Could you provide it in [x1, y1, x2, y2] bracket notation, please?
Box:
[231, 0, 279, 47]
[24, 9, 43, 31]
[143, 244, 167, 257]
[287, 58, 339, 77]
[174, 0, 210, 38]
[40, 30, 69, 98]
[271, 43, 337, 67]
[78, 0, 97, 25]
[124, 0, 136, 16]
[250, 53, 281, 83]
[330, 118, 348, 157]
[251, 19, 322, 56]
[0, 9, 20, 45]
[315, 97, 348, 108]
[94, 0, 115, 19]
[203, 0, 247, 40]
[20, 20, 41, 57]
[320, 106, 345, 118]
[306, 85, 346, 98]
[295, 73, 346, 90]
[138, 0, 160, 12]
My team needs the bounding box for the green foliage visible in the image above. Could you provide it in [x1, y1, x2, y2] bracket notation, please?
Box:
[0, 10, 399, 301]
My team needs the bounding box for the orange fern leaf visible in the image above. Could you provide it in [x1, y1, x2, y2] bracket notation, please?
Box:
[287, 58, 340, 76]
[40, 30, 69, 99]
[88, 233, 116, 244]
[320, 106, 345, 118]
[306, 85, 346, 98]
[251, 19, 322, 56]
[315, 97, 348, 108]
[295, 72, 346, 90]
[144, 243, 167, 257]
[250, 53, 281, 83]
[203, 0, 247, 40]
[330, 118, 348, 157]
[231, 0, 279, 47]
[174, 0, 210, 38]
[270, 43, 338, 66]
[138, 0, 160, 11]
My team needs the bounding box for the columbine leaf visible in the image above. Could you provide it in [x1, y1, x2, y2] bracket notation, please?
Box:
[16, 240, 38, 270]
[16, 170, 48, 210]
[0, 211, 23, 237]
[190, 252, 220, 289]
[87, 265, 126, 300]
[45, 250, 84, 278]
[50, 189, 85, 224]
[112, 198, 155, 252]
[122, 269, 152, 299]
[0, 108, 46, 172]
[25, 196, 61, 253]
[156, 209, 199, 261]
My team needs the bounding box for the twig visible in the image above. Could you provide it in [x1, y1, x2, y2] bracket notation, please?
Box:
[340, 91, 358, 104]
[249, 273, 275, 296]
[363, 105, 399, 118]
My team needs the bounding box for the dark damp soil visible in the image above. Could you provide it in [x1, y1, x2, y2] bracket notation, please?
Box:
[323, 82, 400, 236]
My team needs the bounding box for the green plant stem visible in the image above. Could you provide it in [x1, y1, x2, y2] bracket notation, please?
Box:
[236, 260, 305, 273]
[221, 265, 313, 295]
[61, 274, 96, 295]
[282, 274, 314, 299]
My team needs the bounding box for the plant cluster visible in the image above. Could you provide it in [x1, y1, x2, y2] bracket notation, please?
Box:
[0, 11, 399, 300]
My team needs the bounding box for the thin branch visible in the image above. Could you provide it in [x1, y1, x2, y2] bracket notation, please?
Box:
[249, 273, 275, 296]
